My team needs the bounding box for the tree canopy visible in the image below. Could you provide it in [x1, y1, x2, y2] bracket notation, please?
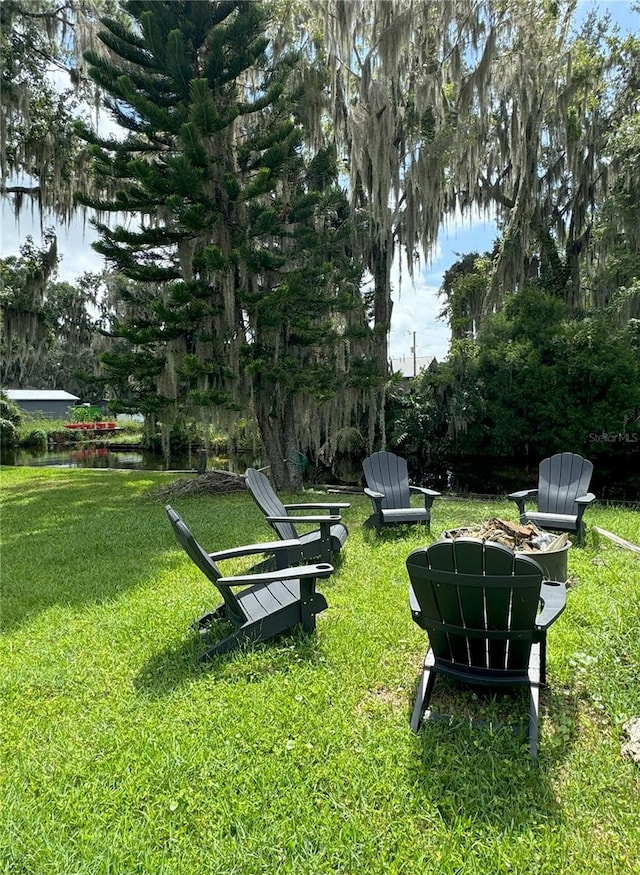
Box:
[2, 0, 639, 484]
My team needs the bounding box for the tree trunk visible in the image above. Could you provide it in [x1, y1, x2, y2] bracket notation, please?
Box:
[371, 234, 392, 374]
[254, 394, 303, 492]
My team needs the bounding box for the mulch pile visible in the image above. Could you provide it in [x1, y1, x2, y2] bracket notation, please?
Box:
[153, 469, 246, 498]
[444, 517, 569, 554]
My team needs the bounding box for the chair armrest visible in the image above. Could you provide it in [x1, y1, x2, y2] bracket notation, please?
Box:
[508, 488, 538, 516]
[508, 488, 538, 501]
[409, 486, 440, 507]
[218, 562, 334, 587]
[209, 538, 301, 562]
[364, 488, 385, 500]
[267, 515, 342, 524]
[535, 580, 567, 629]
[364, 488, 384, 516]
[575, 493, 596, 506]
[409, 486, 441, 498]
[284, 502, 350, 511]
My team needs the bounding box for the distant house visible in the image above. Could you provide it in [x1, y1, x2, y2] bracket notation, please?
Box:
[390, 355, 436, 378]
[5, 389, 80, 419]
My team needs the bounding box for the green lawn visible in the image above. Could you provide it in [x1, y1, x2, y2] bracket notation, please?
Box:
[1, 466, 639, 875]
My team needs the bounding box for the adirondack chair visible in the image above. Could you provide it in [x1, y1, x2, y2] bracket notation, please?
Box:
[362, 450, 440, 535]
[508, 452, 596, 544]
[406, 538, 566, 757]
[244, 468, 349, 564]
[166, 505, 333, 660]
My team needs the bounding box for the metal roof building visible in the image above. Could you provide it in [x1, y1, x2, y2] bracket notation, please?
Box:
[4, 389, 80, 419]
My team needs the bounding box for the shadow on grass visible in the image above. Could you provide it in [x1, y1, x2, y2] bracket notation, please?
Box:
[407, 681, 580, 829]
[133, 622, 326, 697]
[361, 525, 437, 546]
[1, 470, 278, 633]
[1, 473, 175, 630]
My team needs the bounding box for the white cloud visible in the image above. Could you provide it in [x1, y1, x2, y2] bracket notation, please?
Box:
[389, 211, 497, 362]
[389, 265, 448, 362]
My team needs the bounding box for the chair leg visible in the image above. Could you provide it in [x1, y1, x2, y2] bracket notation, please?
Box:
[410, 649, 437, 732]
[299, 584, 328, 633]
[528, 642, 542, 758]
[528, 682, 540, 759]
[539, 635, 547, 686]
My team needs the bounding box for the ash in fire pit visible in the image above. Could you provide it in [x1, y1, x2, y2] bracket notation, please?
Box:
[444, 518, 569, 554]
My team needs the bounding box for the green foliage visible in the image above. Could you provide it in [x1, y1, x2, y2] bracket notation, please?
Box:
[0, 392, 22, 425]
[0, 232, 58, 386]
[0, 235, 105, 394]
[470, 289, 640, 457]
[398, 283, 640, 461]
[69, 405, 103, 422]
[0, 1, 130, 225]
[438, 251, 493, 340]
[0, 418, 18, 447]
[20, 428, 48, 450]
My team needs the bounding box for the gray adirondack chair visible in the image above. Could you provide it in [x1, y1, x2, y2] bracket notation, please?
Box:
[406, 538, 566, 757]
[508, 452, 596, 544]
[244, 468, 349, 564]
[362, 450, 440, 535]
[166, 505, 333, 660]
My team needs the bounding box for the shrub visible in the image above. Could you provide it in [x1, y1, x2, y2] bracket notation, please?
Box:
[0, 419, 18, 447]
[0, 394, 22, 425]
[21, 428, 48, 450]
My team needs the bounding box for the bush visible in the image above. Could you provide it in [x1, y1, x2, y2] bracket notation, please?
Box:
[0, 394, 22, 425]
[21, 428, 48, 450]
[0, 419, 18, 447]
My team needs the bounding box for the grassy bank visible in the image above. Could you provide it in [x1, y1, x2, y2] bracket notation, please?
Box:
[1, 466, 639, 874]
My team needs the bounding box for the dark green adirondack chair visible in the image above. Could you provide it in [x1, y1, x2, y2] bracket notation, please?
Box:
[508, 452, 596, 544]
[362, 450, 440, 535]
[166, 506, 333, 660]
[406, 538, 566, 757]
[244, 468, 349, 564]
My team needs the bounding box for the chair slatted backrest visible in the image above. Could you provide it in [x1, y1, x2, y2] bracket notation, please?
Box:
[362, 451, 411, 510]
[244, 468, 298, 541]
[166, 506, 245, 625]
[407, 539, 544, 674]
[537, 452, 593, 515]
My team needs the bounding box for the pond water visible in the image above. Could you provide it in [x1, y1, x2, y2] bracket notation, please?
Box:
[0, 445, 257, 474]
[2, 446, 190, 471]
[415, 455, 640, 506]
[3, 447, 640, 505]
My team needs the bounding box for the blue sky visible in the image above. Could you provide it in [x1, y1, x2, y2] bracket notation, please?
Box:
[2, 1, 637, 364]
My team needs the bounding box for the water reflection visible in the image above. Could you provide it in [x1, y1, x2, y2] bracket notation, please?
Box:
[3, 447, 180, 471]
[416, 456, 640, 504]
[1, 446, 260, 473]
[3, 447, 639, 503]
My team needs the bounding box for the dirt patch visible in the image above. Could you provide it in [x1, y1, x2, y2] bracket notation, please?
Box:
[355, 685, 408, 719]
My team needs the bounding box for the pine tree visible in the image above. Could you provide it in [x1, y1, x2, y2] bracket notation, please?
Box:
[77, 1, 381, 485]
